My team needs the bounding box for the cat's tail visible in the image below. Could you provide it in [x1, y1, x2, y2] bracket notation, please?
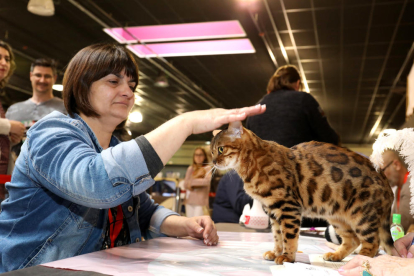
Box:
[379, 212, 394, 255]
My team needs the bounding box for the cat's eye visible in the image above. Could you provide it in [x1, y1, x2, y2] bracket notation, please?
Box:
[218, 147, 224, 154]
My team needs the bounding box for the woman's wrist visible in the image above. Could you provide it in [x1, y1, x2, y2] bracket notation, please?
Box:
[178, 112, 196, 137]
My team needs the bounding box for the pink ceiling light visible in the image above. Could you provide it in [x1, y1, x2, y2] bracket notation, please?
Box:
[127, 39, 255, 58]
[104, 20, 246, 43]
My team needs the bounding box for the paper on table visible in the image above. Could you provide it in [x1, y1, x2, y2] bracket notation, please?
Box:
[270, 262, 341, 276]
[309, 254, 353, 270]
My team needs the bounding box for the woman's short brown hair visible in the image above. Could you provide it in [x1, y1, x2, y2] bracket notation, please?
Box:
[0, 40, 16, 89]
[63, 43, 139, 117]
[267, 65, 302, 92]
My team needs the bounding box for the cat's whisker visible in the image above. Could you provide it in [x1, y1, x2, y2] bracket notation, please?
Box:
[205, 166, 215, 176]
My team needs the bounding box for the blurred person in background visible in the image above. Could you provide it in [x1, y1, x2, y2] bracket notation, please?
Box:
[6, 57, 66, 157]
[184, 147, 212, 217]
[380, 149, 414, 231]
[212, 170, 253, 223]
[0, 41, 25, 202]
[6, 57, 66, 122]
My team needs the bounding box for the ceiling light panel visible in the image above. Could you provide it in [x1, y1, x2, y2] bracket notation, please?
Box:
[127, 39, 255, 58]
[104, 20, 246, 43]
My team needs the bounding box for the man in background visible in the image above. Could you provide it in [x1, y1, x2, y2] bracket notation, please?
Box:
[6, 58, 66, 156]
[6, 58, 66, 123]
[381, 149, 414, 232]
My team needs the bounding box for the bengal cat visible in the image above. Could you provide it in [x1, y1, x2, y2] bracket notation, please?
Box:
[211, 121, 394, 265]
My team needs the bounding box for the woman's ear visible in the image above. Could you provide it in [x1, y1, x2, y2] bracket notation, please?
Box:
[295, 80, 301, 91]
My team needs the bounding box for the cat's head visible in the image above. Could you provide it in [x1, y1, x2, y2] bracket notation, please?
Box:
[210, 121, 245, 170]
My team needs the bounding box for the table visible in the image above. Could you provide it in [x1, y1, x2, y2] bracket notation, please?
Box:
[3, 229, 333, 276]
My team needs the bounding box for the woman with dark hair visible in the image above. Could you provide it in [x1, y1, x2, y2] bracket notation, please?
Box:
[0, 43, 265, 272]
[0, 41, 25, 201]
[246, 65, 338, 148]
[184, 147, 212, 217]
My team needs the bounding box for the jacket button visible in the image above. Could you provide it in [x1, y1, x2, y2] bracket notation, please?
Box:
[128, 206, 133, 212]
[135, 238, 140, 242]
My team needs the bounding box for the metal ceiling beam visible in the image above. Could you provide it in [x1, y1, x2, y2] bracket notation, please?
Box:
[369, 41, 414, 139]
[279, 0, 310, 93]
[277, 1, 408, 14]
[68, 0, 221, 109]
[361, 0, 408, 142]
[339, 0, 344, 134]
[277, 40, 412, 50]
[248, 12, 278, 69]
[350, 0, 375, 133]
[263, 0, 289, 64]
[381, 95, 406, 131]
[310, 0, 327, 104]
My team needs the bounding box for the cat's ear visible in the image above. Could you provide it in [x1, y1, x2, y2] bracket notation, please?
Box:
[212, 130, 221, 137]
[228, 121, 244, 139]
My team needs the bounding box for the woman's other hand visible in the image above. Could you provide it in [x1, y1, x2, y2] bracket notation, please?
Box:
[10, 132, 21, 145]
[160, 215, 218, 246]
[184, 216, 218, 246]
[9, 120, 25, 140]
[392, 232, 414, 258]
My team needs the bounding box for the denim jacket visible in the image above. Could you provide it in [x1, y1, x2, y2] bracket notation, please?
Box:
[0, 112, 176, 272]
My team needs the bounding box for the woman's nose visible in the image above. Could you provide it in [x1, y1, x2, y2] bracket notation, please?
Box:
[121, 83, 134, 98]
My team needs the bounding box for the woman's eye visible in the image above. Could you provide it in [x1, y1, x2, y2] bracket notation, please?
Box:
[218, 147, 223, 154]
[109, 80, 118, 84]
[129, 86, 135, 91]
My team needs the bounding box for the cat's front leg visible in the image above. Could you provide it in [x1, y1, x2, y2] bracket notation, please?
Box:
[263, 216, 283, 261]
[274, 213, 301, 265]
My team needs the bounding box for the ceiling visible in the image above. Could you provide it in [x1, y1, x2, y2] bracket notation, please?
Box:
[1, 0, 413, 144]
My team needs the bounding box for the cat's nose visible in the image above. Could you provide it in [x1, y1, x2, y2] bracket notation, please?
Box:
[212, 159, 216, 164]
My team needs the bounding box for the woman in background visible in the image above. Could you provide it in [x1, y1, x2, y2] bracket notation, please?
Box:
[185, 147, 212, 217]
[0, 41, 25, 201]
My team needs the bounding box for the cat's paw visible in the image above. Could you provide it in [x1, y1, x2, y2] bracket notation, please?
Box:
[274, 255, 294, 265]
[263, 251, 277, 261]
[323, 252, 344, 262]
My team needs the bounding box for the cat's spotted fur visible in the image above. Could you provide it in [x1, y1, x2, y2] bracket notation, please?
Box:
[211, 122, 394, 264]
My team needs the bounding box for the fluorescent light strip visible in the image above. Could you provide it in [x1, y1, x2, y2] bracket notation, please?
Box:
[104, 20, 246, 43]
[127, 39, 255, 58]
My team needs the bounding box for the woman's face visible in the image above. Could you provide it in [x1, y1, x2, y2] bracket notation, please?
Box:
[0, 47, 11, 81]
[89, 69, 136, 124]
[194, 149, 206, 165]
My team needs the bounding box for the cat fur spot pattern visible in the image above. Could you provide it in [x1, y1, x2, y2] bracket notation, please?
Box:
[211, 121, 394, 265]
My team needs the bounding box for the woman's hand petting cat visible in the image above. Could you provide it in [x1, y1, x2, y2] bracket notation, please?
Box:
[337, 254, 414, 276]
[160, 215, 218, 246]
[392, 232, 414, 258]
[187, 104, 266, 135]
